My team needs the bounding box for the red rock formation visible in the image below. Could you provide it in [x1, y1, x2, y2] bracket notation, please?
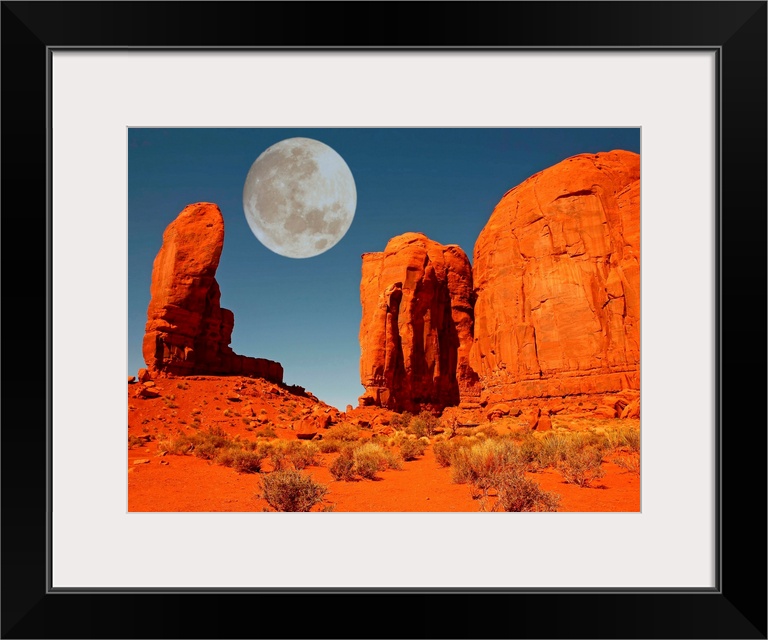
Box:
[142, 203, 283, 382]
[359, 232, 479, 412]
[470, 150, 640, 402]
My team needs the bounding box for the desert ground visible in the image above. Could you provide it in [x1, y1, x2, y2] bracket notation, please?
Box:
[128, 375, 639, 512]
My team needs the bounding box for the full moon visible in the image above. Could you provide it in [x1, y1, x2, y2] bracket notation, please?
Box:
[242, 138, 357, 258]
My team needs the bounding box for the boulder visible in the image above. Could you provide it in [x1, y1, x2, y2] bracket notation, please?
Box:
[535, 413, 552, 432]
[621, 398, 640, 419]
[486, 403, 512, 421]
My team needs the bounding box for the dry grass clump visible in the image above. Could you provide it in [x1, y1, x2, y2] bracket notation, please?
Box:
[556, 445, 606, 487]
[260, 440, 319, 471]
[434, 437, 559, 511]
[491, 469, 561, 512]
[330, 442, 403, 481]
[317, 438, 343, 453]
[451, 438, 524, 486]
[215, 448, 266, 474]
[605, 424, 640, 452]
[399, 438, 427, 461]
[329, 447, 356, 480]
[156, 426, 268, 474]
[325, 423, 361, 442]
[614, 452, 640, 475]
[407, 411, 440, 438]
[258, 470, 328, 512]
[432, 439, 453, 467]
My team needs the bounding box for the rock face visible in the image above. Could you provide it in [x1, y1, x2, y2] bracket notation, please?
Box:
[359, 232, 479, 412]
[470, 150, 640, 401]
[142, 203, 283, 382]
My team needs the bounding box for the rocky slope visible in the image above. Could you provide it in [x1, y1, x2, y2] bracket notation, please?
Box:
[142, 202, 283, 382]
[358, 232, 479, 412]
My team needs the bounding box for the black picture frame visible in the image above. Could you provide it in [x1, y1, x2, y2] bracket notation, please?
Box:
[2, 2, 765, 638]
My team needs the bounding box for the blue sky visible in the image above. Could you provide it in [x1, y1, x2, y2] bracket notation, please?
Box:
[129, 128, 640, 410]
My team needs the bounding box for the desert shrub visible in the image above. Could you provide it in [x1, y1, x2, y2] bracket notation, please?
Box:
[451, 438, 523, 485]
[157, 434, 194, 455]
[352, 442, 390, 479]
[269, 440, 290, 470]
[618, 425, 641, 452]
[216, 448, 265, 473]
[492, 469, 560, 512]
[518, 435, 543, 471]
[189, 426, 232, 460]
[176, 381, 190, 390]
[433, 440, 453, 467]
[408, 411, 440, 438]
[128, 435, 144, 449]
[329, 442, 401, 481]
[536, 432, 572, 468]
[259, 470, 328, 512]
[318, 439, 343, 454]
[614, 452, 640, 475]
[288, 441, 318, 470]
[257, 427, 277, 438]
[400, 438, 427, 461]
[391, 411, 413, 431]
[475, 424, 499, 439]
[380, 448, 403, 470]
[325, 423, 360, 442]
[558, 445, 606, 487]
[193, 441, 220, 460]
[329, 448, 356, 480]
[241, 439, 259, 452]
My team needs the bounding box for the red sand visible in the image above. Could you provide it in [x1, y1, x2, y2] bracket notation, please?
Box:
[128, 377, 639, 513]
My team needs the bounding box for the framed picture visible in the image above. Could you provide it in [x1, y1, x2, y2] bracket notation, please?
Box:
[3, 2, 765, 638]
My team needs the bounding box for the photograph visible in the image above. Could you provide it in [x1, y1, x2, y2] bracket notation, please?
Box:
[128, 127, 642, 513]
[2, 0, 765, 634]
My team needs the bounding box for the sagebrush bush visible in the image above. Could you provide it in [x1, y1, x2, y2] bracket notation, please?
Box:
[536, 432, 571, 468]
[614, 452, 640, 475]
[391, 411, 413, 431]
[259, 470, 328, 512]
[329, 448, 356, 480]
[325, 423, 360, 442]
[400, 437, 427, 461]
[616, 425, 641, 452]
[408, 411, 440, 437]
[317, 438, 343, 454]
[330, 442, 401, 481]
[217, 448, 265, 473]
[353, 442, 389, 479]
[450, 438, 523, 485]
[157, 434, 194, 455]
[492, 469, 560, 512]
[433, 440, 453, 467]
[557, 445, 606, 487]
[288, 441, 318, 470]
[268, 440, 290, 470]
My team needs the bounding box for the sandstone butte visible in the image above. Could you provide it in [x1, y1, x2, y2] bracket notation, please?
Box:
[142, 202, 283, 382]
[359, 232, 480, 412]
[359, 150, 640, 414]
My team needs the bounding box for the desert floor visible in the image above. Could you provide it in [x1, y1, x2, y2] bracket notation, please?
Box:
[128, 376, 640, 513]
